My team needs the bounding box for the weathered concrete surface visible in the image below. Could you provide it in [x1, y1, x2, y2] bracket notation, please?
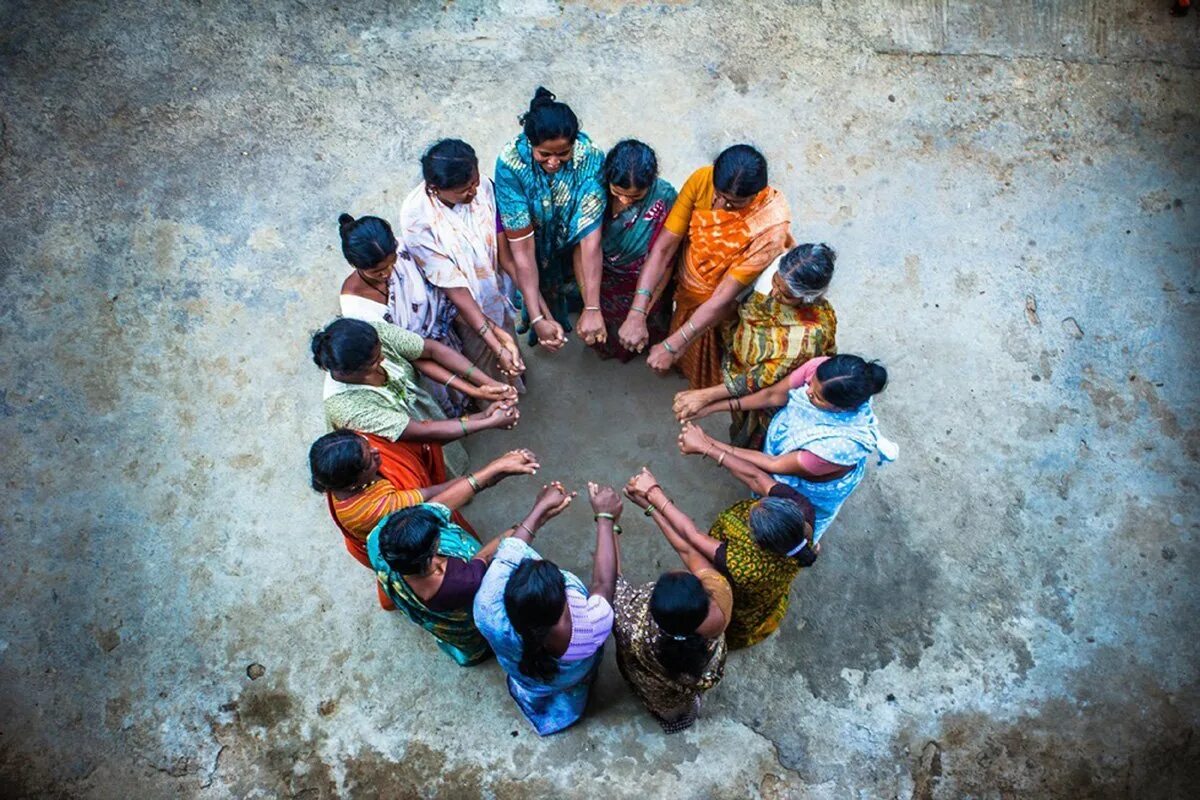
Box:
[0, 1, 1197, 797]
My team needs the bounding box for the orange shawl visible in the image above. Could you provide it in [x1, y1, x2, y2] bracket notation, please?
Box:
[325, 434, 477, 609]
[672, 187, 794, 388]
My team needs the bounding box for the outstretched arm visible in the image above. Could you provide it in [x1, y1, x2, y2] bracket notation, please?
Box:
[587, 483, 623, 602]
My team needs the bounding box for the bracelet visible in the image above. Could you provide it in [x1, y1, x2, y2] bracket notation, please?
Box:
[443, 373, 459, 388]
[478, 320, 492, 337]
[594, 512, 622, 534]
[584, 305, 601, 312]
[630, 306, 648, 316]
[662, 340, 677, 355]
[703, 445, 714, 460]
[679, 327, 691, 344]
[645, 498, 674, 516]
[687, 320, 699, 337]
[530, 314, 546, 326]
[515, 521, 535, 538]
[466, 473, 482, 492]
[459, 416, 469, 436]
[465, 365, 477, 380]
[635, 288, 653, 298]
[717, 451, 727, 466]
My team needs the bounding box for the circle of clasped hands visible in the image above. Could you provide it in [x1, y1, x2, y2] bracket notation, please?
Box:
[306, 86, 895, 736]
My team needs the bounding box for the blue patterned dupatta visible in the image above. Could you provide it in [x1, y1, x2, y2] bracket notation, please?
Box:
[764, 388, 898, 542]
[473, 538, 603, 735]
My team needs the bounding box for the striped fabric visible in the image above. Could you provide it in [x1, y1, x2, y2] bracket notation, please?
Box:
[330, 480, 423, 542]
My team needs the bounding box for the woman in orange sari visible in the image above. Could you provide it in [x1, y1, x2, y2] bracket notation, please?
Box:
[309, 429, 539, 608]
[618, 145, 794, 389]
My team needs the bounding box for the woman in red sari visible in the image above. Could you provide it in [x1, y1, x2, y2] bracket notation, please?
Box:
[309, 429, 539, 608]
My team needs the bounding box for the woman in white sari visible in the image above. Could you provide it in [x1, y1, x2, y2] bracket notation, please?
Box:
[400, 139, 526, 391]
[337, 213, 466, 416]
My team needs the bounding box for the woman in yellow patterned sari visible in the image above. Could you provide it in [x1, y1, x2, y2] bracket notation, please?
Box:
[671, 423, 819, 649]
[672, 243, 838, 448]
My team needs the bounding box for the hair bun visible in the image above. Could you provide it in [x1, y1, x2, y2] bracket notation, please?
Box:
[530, 86, 557, 110]
[814, 243, 837, 265]
[866, 361, 889, 395]
[337, 213, 355, 232]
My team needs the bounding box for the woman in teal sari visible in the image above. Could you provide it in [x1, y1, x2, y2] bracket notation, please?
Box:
[494, 87, 607, 351]
[366, 502, 515, 665]
[594, 140, 678, 361]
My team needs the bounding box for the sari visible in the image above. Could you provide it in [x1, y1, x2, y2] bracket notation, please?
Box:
[473, 538, 607, 735]
[324, 434, 477, 610]
[594, 177, 678, 361]
[400, 177, 524, 391]
[723, 263, 837, 448]
[668, 166, 794, 389]
[709, 498, 811, 649]
[366, 502, 492, 666]
[494, 131, 607, 340]
[764, 384, 898, 542]
[340, 248, 465, 417]
[323, 321, 468, 477]
[612, 573, 731, 732]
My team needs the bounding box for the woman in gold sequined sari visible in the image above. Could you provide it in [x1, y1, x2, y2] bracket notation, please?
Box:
[613, 469, 734, 732]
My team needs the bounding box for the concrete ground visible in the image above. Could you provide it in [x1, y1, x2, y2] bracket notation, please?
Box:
[1, 1, 1197, 797]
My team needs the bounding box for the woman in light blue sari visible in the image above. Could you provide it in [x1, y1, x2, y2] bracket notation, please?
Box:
[474, 482, 622, 735]
[677, 354, 897, 541]
[494, 87, 608, 351]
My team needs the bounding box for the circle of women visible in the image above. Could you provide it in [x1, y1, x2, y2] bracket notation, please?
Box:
[307, 86, 898, 736]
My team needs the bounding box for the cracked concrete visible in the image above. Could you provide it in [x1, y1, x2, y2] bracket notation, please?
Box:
[1, 1, 1197, 797]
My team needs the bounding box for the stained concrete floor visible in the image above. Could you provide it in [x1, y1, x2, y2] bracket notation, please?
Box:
[1, 1, 1198, 798]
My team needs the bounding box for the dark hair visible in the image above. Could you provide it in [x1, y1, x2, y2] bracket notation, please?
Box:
[377, 506, 443, 575]
[310, 317, 379, 373]
[650, 572, 712, 679]
[816, 354, 888, 409]
[519, 87, 579, 146]
[308, 429, 368, 492]
[337, 213, 397, 271]
[603, 139, 658, 191]
[504, 559, 566, 681]
[778, 243, 836, 297]
[749, 496, 812, 557]
[712, 144, 768, 197]
[421, 138, 478, 189]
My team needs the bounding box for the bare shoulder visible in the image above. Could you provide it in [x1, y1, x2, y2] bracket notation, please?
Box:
[341, 271, 369, 298]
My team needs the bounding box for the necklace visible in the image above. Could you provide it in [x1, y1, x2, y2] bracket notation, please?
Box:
[361, 274, 389, 302]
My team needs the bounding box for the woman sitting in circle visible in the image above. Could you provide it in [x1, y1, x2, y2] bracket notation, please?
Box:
[309, 428, 539, 608]
[618, 145, 795, 389]
[494, 86, 607, 351]
[400, 138, 526, 390]
[473, 482, 621, 735]
[673, 243, 838, 448]
[312, 317, 518, 477]
[337, 213, 465, 416]
[613, 467, 733, 732]
[676, 355, 897, 542]
[665, 427, 819, 649]
[591, 139, 678, 362]
[368, 500, 523, 666]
